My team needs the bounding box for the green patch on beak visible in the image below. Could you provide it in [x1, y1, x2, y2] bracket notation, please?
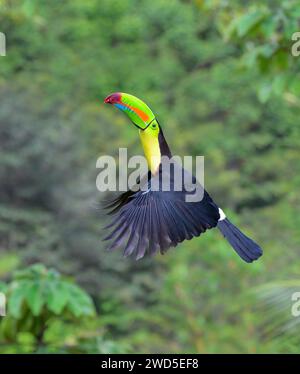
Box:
[104, 92, 156, 130]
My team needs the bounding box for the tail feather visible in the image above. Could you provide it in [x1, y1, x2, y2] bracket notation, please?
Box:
[217, 218, 263, 263]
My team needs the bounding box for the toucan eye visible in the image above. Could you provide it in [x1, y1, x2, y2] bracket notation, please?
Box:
[151, 123, 157, 129]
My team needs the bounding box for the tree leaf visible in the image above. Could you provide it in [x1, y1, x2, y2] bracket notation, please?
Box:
[8, 283, 27, 319]
[47, 281, 68, 314]
[65, 283, 95, 318]
[25, 282, 44, 316]
[236, 10, 266, 37]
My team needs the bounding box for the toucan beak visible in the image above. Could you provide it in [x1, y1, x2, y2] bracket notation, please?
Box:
[103, 92, 156, 130]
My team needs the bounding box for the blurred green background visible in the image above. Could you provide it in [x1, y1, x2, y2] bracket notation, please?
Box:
[0, 0, 300, 353]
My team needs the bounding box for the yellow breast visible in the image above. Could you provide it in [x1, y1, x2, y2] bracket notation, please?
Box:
[139, 129, 161, 175]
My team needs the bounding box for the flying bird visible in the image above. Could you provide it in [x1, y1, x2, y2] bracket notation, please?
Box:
[103, 92, 263, 262]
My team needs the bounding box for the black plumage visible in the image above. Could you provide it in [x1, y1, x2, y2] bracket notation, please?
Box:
[103, 120, 262, 263]
[103, 129, 220, 259]
[217, 218, 263, 263]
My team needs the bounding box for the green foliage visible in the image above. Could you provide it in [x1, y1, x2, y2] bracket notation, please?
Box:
[255, 280, 300, 353]
[0, 0, 299, 354]
[0, 264, 98, 352]
[201, 0, 300, 102]
[6, 264, 94, 318]
[0, 264, 128, 353]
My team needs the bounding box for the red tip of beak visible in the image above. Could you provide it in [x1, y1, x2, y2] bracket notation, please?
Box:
[104, 92, 121, 104]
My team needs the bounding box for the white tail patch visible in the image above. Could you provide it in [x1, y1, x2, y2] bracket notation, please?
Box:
[218, 208, 226, 221]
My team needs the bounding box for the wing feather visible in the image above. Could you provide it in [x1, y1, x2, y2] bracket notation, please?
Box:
[102, 165, 220, 259]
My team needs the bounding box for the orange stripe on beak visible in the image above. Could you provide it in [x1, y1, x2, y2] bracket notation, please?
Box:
[120, 102, 150, 122]
[131, 106, 149, 122]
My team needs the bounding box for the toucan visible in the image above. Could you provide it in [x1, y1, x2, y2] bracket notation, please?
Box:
[103, 92, 263, 263]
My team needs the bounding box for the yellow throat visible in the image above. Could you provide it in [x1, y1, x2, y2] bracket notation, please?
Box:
[139, 128, 161, 175]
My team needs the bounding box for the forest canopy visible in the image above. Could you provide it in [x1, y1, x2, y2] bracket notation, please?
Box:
[0, 0, 299, 353]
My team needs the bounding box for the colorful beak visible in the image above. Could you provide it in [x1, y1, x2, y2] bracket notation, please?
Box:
[104, 92, 156, 130]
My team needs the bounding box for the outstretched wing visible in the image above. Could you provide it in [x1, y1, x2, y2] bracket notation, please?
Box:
[102, 171, 151, 215]
[103, 163, 220, 259]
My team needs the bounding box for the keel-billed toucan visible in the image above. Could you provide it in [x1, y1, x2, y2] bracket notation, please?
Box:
[103, 92, 263, 263]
